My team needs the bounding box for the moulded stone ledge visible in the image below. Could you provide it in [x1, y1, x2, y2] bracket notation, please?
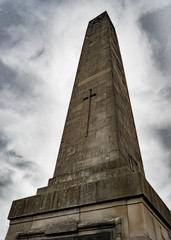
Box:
[8, 171, 171, 229]
[37, 165, 131, 195]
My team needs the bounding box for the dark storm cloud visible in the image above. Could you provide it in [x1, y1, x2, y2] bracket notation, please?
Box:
[0, 60, 16, 90]
[0, 1, 24, 48]
[156, 127, 171, 151]
[0, 130, 37, 172]
[6, 154, 36, 170]
[9, 158, 36, 170]
[0, 58, 42, 112]
[146, 124, 171, 165]
[6, 150, 22, 159]
[0, 132, 37, 176]
[159, 87, 171, 101]
[0, 169, 14, 197]
[0, 147, 39, 199]
[30, 46, 45, 61]
[0, 1, 48, 112]
[0, 1, 24, 28]
[139, 4, 171, 75]
[0, 0, 50, 53]
[0, 131, 8, 150]
[0, 135, 37, 172]
[36, 0, 65, 6]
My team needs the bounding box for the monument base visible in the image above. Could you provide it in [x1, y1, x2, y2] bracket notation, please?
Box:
[6, 195, 171, 239]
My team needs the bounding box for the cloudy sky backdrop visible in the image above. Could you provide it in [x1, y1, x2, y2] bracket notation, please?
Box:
[0, 0, 171, 238]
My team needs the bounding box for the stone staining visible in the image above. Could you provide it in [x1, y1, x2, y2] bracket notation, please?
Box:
[6, 11, 171, 240]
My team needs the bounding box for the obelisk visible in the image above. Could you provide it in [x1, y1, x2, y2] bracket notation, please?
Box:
[6, 11, 171, 240]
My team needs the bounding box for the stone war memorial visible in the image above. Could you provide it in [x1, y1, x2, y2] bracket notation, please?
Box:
[6, 11, 171, 240]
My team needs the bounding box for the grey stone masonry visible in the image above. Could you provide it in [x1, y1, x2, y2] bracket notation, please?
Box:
[6, 12, 171, 239]
[53, 11, 145, 178]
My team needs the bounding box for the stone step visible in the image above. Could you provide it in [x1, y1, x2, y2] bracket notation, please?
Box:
[37, 165, 134, 195]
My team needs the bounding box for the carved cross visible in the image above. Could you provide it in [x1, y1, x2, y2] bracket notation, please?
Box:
[83, 89, 96, 137]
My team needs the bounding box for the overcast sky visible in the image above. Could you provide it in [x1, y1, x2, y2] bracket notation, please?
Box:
[0, 0, 171, 238]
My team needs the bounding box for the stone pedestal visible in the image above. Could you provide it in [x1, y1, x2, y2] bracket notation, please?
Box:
[6, 196, 171, 239]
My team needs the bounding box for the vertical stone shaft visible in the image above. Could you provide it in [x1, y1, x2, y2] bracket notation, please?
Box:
[54, 12, 144, 178]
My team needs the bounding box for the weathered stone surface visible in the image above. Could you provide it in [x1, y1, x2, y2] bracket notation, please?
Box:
[6, 11, 171, 240]
[45, 222, 77, 235]
[6, 197, 171, 240]
[8, 170, 171, 229]
[53, 11, 144, 178]
[123, 238, 150, 240]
